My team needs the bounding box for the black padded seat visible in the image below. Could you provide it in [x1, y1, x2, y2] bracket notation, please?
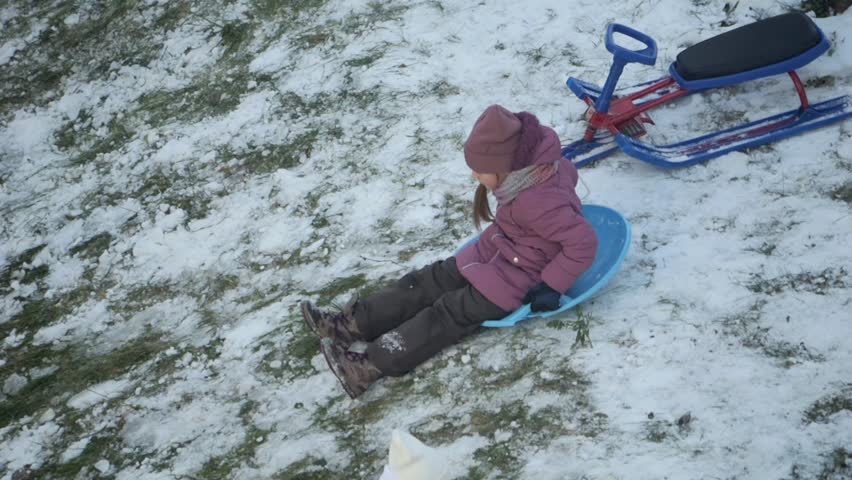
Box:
[673, 12, 823, 81]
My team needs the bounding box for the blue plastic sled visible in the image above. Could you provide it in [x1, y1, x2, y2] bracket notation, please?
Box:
[454, 204, 631, 327]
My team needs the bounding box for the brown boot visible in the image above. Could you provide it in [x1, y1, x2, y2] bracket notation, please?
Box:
[320, 338, 383, 399]
[300, 297, 362, 347]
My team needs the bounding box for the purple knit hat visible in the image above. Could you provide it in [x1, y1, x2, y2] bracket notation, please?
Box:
[463, 104, 543, 173]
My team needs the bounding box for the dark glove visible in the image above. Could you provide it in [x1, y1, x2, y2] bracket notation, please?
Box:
[522, 282, 562, 312]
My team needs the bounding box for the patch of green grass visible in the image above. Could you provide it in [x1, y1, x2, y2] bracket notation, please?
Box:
[518, 44, 548, 64]
[0, 281, 101, 346]
[173, 193, 214, 224]
[205, 273, 241, 299]
[133, 169, 173, 199]
[33, 417, 141, 480]
[396, 247, 420, 263]
[573, 309, 593, 348]
[52, 0, 139, 50]
[344, 49, 385, 68]
[428, 0, 446, 13]
[135, 66, 255, 126]
[311, 340, 603, 478]
[800, 0, 852, 17]
[721, 301, 825, 366]
[356, 277, 392, 301]
[0, 0, 150, 116]
[69, 232, 114, 260]
[0, 334, 166, 429]
[277, 89, 384, 122]
[130, 169, 214, 224]
[197, 423, 274, 478]
[124, 282, 177, 305]
[0, 244, 52, 288]
[272, 457, 334, 479]
[154, 1, 192, 31]
[341, 2, 411, 36]
[645, 419, 671, 443]
[294, 190, 323, 216]
[108, 281, 179, 320]
[375, 217, 397, 242]
[1, 244, 47, 293]
[0, 64, 65, 118]
[11, 0, 157, 98]
[311, 215, 330, 228]
[746, 268, 848, 295]
[471, 355, 536, 392]
[308, 371, 454, 472]
[804, 386, 852, 424]
[464, 400, 580, 477]
[220, 130, 319, 176]
[533, 363, 590, 394]
[425, 79, 460, 99]
[195, 399, 274, 478]
[805, 75, 836, 88]
[311, 398, 385, 474]
[21, 263, 50, 285]
[545, 318, 571, 330]
[745, 241, 778, 256]
[830, 181, 852, 204]
[312, 274, 368, 306]
[787, 448, 852, 480]
[252, 0, 330, 21]
[235, 285, 289, 315]
[221, 21, 253, 55]
[283, 322, 320, 379]
[140, 339, 223, 399]
[54, 111, 94, 150]
[244, 246, 315, 274]
[469, 442, 520, 479]
[283, 1, 410, 54]
[415, 192, 473, 248]
[339, 87, 382, 111]
[410, 418, 465, 445]
[293, 30, 335, 50]
[819, 448, 851, 479]
[760, 339, 825, 367]
[72, 118, 135, 166]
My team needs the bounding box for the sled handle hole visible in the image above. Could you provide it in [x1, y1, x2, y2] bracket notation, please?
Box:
[606, 23, 657, 66]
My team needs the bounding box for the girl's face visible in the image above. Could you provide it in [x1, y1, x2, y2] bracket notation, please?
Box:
[471, 171, 502, 191]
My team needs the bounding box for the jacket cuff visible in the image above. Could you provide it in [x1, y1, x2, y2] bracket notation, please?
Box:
[540, 267, 574, 294]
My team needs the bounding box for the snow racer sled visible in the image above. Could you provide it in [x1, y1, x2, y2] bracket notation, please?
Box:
[562, 11, 852, 168]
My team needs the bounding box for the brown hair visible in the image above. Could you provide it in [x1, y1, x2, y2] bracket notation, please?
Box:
[472, 184, 494, 231]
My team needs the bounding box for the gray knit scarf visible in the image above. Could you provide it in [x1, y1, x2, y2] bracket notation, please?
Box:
[493, 160, 559, 205]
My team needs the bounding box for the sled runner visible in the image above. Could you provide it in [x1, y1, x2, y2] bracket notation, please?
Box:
[456, 204, 630, 327]
[561, 12, 852, 168]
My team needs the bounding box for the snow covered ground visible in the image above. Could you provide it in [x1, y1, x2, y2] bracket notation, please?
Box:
[1, 0, 851, 478]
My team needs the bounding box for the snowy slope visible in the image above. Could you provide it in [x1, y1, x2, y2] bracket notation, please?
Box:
[1, 0, 850, 479]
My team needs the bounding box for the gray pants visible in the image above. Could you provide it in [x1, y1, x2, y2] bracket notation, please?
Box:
[353, 258, 509, 376]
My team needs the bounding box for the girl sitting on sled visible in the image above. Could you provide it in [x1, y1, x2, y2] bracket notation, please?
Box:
[301, 104, 598, 399]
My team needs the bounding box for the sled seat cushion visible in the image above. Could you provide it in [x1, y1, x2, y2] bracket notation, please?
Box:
[671, 12, 829, 90]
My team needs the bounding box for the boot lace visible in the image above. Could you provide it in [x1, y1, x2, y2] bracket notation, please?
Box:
[327, 312, 352, 335]
[343, 349, 368, 363]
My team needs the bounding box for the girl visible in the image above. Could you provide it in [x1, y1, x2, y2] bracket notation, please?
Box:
[301, 104, 598, 399]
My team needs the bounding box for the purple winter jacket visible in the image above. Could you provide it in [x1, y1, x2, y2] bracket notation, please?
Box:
[454, 127, 598, 312]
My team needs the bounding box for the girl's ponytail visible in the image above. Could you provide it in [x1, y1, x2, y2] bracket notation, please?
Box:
[473, 184, 493, 231]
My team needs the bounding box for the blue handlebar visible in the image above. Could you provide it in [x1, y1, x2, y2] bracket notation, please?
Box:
[593, 24, 658, 115]
[605, 23, 658, 66]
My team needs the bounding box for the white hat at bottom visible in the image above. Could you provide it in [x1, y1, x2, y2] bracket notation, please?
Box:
[378, 430, 450, 480]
